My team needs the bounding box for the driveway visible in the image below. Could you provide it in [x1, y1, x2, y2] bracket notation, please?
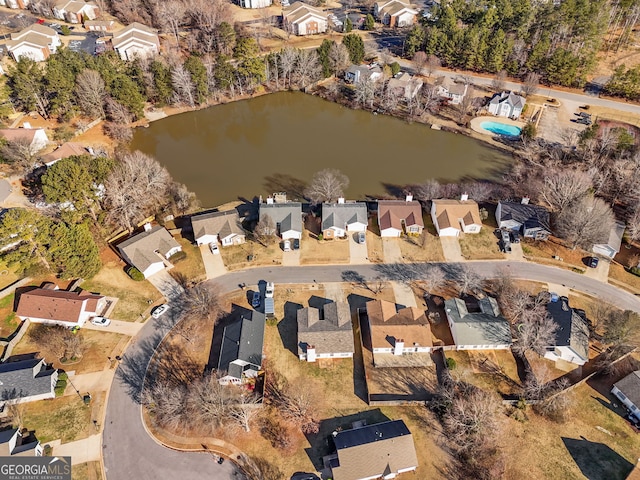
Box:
[584, 257, 611, 282]
[391, 282, 417, 308]
[324, 282, 347, 302]
[200, 244, 227, 279]
[349, 232, 369, 264]
[147, 269, 184, 300]
[506, 242, 525, 261]
[440, 237, 464, 262]
[282, 248, 301, 266]
[382, 238, 403, 263]
[82, 319, 144, 336]
[53, 434, 102, 465]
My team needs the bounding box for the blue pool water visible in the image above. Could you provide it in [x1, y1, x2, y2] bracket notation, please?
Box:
[481, 121, 522, 137]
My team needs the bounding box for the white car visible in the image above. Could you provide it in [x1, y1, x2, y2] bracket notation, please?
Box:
[151, 304, 169, 319]
[209, 242, 220, 255]
[266, 281, 275, 298]
[283, 240, 291, 252]
[91, 316, 111, 327]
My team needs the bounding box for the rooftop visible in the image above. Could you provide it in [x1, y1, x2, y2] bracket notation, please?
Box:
[546, 297, 589, 362]
[497, 201, 551, 233]
[0, 358, 56, 404]
[445, 297, 512, 346]
[322, 202, 368, 231]
[117, 226, 180, 273]
[614, 371, 640, 409]
[297, 301, 354, 356]
[432, 199, 481, 231]
[16, 288, 104, 324]
[218, 310, 266, 380]
[191, 210, 244, 240]
[378, 200, 424, 231]
[259, 202, 302, 234]
[365, 299, 432, 350]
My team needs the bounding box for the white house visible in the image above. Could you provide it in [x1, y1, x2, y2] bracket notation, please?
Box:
[191, 210, 245, 247]
[0, 358, 58, 408]
[322, 200, 368, 239]
[283, 2, 328, 36]
[612, 370, 640, 421]
[53, 0, 99, 23]
[0, 128, 49, 153]
[544, 296, 589, 366]
[0, 0, 30, 9]
[374, 0, 417, 27]
[444, 296, 512, 350]
[117, 224, 182, 278]
[112, 22, 160, 61]
[431, 195, 482, 237]
[378, 196, 424, 237]
[237, 0, 271, 7]
[387, 72, 423, 100]
[0, 428, 43, 456]
[5, 24, 61, 62]
[344, 64, 382, 84]
[435, 76, 468, 105]
[259, 196, 303, 240]
[592, 221, 625, 259]
[487, 91, 526, 119]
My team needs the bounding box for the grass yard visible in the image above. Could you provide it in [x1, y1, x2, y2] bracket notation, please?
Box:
[11, 326, 124, 374]
[0, 260, 22, 291]
[219, 239, 282, 271]
[366, 218, 384, 263]
[22, 395, 92, 444]
[300, 230, 350, 265]
[459, 226, 505, 260]
[522, 238, 589, 272]
[72, 461, 103, 480]
[397, 231, 445, 262]
[81, 249, 161, 321]
[609, 263, 640, 293]
[446, 349, 522, 398]
[169, 237, 206, 282]
[0, 293, 19, 338]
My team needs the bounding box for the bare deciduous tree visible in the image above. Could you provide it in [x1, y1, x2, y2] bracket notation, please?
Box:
[304, 168, 349, 204]
[159, 0, 187, 44]
[556, 196, 615, 250]
[28, 324, 83, 360]
[455, 86, 475, 124]
[522, 72, 540, 97]
[421, 265, 445, 295]
[254, 214, 277, 245]
[293, 49, 322, 88]
[413, 51, 428, 76]
[451, 266, 484, 296]
[75, 69, 106, 119]
[171, 64, 196, 107]
[328, 42, 350, 77]
[0, 137, 42, 174]
[231, 392, 261, 432]
[414, 179, 441, 202]
[491, 70, 507, 92]
[184, 283, 223, 320]
[512, 306, 557, 356]
[540, 169, 592, 211]
[354, 78, 376, 110]
[425, 54, 441, 78]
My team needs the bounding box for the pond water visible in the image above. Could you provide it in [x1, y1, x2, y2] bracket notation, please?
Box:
[480, 121, 522, 137]
[131, 92, 513, 207]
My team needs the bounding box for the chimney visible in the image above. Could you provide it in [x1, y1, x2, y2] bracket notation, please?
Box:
[266, 196, 274, 204]
[143, 222, 152, 232]
[394, 338, 404, 356]
[307, 345, 317, 362]
[460, 193, 469, 201]
[405, 194, 413, 202]
[274, 192, 287, 203]
[521, 197, 530, 205]
[338, 197, 345, 204]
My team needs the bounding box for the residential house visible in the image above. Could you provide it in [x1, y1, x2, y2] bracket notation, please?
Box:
[283, 2, 328, 36]
[117, 224, 181, 278]
[430, 195, 481, 237]
[435, 76, 468, 105]
[259, 196, 303, 240]
[16, 285, 107, 328]
[112, 22, 160, 61]
[238, 0, 271, 8]
[217, 310, 265, 385]
[374, 0, 417, 27]
[191, 210, 245, 247]
[378, 196, 424, 237]
[297, 301, 354, 362]
[344, 64, 382, 84]
[0, 358, 58, 407]
[387, 72, 423, 100]
[612, 370, 640, 420]
[40, 142, 87, 167]
[545, 296, 589, 366]
[0, 128, 49, 153]
[0, 0, 30, 9]
[365, 299, 433, 365]
[53, 0, 99, 23]
[322, 200, 368, 239]
[327, 419, 419, 480]
[0, 428, 43, 456]
[444, 296, 512, 350]
[592, 221, 625, 259]
[487, 91, 526, 119]
[5, 24, 61, 62]
[495, 198, 552, 240]
[84, 20, 115, 32]
[626, 459, 640, 480]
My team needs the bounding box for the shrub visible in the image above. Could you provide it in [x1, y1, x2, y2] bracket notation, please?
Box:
[266, 317, 278, 326]
[126, 266, 145, 281]
[446, 357, 457, 370]
[60, 25, 71, 35]
[169, 250, 187, 263]
[628, 266, 640, 277]
[54, 378, 67, 396]
[53, 126, 74, 142]
[58, 372, 68, 381]
[521, 122, 537, 140]
[317, 233, 323, 241]
[390, 62, 401, 76]
[43, 445, 52, 456]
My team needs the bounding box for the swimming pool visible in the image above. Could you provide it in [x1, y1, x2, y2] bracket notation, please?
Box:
[480, 121, 522, 137]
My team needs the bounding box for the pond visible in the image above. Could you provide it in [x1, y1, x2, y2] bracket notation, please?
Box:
[131, 92, 513, 207]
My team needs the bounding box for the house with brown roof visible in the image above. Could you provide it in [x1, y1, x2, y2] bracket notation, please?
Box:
[191, 210, 246, 247]
[387, 72, 423, 100]
[112, 22, 160, 61]
[326, 419, 418, 480]
[5, 24, 61, 62]
[40, 142, 87, 167]
[430, 195, 481, 236]
[53, 0, 99, 23]
[297, 301, 354, 362]
[378, 196, 424, 237]
[283, 2, 328, 36]
[374, 0, 418, 27]
[16, 286, 107, 328]
[117, 224, 181, 278]
[0, 128, 49, 154]
[365, 299, 432, 365]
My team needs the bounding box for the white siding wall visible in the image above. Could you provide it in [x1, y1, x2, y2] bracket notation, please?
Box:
[142, 262, 165, 278]
[196, 233, 217, 246]
[281, 229, 302, 240]
[380, 228, 401, 237]
[346, 222, 367, 232]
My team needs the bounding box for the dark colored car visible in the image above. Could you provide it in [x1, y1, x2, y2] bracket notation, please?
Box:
[291, 474, 320, 480]
[510, 231, 520, 243]
[252, 291, 261, 308]
[628, 413, 640, 429]
[293, 238, 300, 250]
[500, 229, 510, 243]
[589, 256, 599, 268]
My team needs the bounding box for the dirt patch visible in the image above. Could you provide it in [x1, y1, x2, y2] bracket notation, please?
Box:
[219, 239, 283, 271]
[446, 349, 521, 398]
[300, 229, 350, 265]
[522, 237, 590, 271]
[459, 226, 505, 260]
[0, 293, 19, 339]
[366, 217, 384, 263]
[609, 263, 640, 294]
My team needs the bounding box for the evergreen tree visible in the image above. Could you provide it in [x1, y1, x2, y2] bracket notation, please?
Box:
[151, 60, 173, 106]
[343, 34, 365, 64]
[345, 17, 353, 32]
[404, 25, 426, 58]
[110, 75, 145, 119]
[365, 14, 375, 31]
[317, 39, 333, 78]
[184, 56, 208, 104]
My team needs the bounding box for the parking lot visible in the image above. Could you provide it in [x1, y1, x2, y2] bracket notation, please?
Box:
[65, 33, 99, 55]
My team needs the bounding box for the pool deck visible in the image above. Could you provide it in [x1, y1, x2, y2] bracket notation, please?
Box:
[470, 116, 526, 136]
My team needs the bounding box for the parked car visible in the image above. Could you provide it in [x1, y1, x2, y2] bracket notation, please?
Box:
[588, 256, 599, 268]
[293, 238, 300, 250]
[266, 281, 275, 298]
[510, 231, 520, 243]
[358, 231, 366, 244]
[291, 474, 320, 480]
[209, 242, 219, 255]
[283, 240, 291, 252]
[37, 18, 45, 24]
[503, 241, 512, 253]
[91, 316, 111, 327]
[500, 229, 510, 243]
[628, 413, 640, 429]
[252, 291, 261, 308]
[151, 304, 169, 319]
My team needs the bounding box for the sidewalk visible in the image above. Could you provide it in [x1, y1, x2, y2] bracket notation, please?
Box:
[52, 434, 102, 465]
[199, 244, 228, 279]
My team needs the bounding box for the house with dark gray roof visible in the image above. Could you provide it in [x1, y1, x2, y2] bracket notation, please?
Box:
[0, 428, 43, 456]
[593, 221, 625, 259]
[0, 358, 58, 407]
[487, 91, 526, 119]
[297, 301, 354, 362]
[191, 210, 245, 247]
[496, 199, 552, 240]
[217, 311, 265, 385]
[612, 370, 640, 421]
[322, 201, 368, 239]
[327, 419, 418, 480]
[259, 201, 303, 240]
[444, 296, 512, 350]
[117, 224, 181, 278]
[344, 64, 383, 84]
[545, 296, 589, 366]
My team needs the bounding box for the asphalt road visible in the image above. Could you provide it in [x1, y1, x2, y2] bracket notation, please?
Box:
[103, 260, 640, 480]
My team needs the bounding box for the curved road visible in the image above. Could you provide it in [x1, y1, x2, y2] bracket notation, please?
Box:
[103, 261, 640, 480]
